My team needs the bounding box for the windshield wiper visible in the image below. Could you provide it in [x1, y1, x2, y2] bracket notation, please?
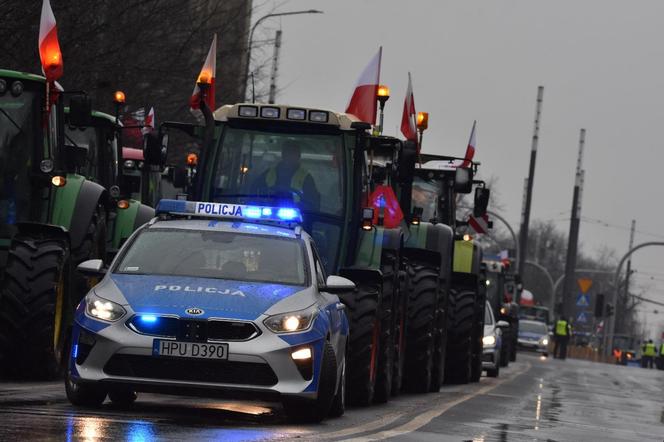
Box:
[0, 108, 23, 133]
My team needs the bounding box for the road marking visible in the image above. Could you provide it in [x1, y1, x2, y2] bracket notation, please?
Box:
[320, 411, 404, 440]
[342, 362, 532, 441]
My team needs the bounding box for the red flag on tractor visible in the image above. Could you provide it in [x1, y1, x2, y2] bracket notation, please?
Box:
[345, 47, 382, 125]
[400, 72, 418, 142]
[38, 0, 63, 82]
[190, 34, 217, 117]
[459, 120, 477, 168]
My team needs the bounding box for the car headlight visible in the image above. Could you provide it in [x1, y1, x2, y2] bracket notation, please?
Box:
[540, 337, 549, 346]
[483, 335, 496, 347]
[264, 305, 317, 333]
[85, 292, 126, 322]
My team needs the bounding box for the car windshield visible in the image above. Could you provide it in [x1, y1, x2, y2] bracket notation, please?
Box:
[519, 306, 550, 323]
[0, 88, 37, 225]
[520, 321, 548, 334]
[115, 228, 307, 286]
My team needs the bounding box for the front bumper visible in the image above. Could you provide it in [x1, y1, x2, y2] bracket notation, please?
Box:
[517, 338, 547, 353]
[69, 309, 328, 401]
[482, 346, 498, 370]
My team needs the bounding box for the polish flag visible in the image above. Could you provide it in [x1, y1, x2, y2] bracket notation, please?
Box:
[141, 107, 155, 135]
[38, 0, 63, 82]
[456, 120, 477, 168]
[345, 47, 382, 125]
[190, 34, 217, 117]
[400, 72, 417, 142]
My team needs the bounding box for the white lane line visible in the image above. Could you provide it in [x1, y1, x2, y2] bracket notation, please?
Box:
[342, 362, 532, 442]
[320, 411, 404, 440]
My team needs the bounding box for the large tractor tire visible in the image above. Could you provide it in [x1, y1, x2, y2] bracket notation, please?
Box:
[444, 289, 474, 385]
[391, 268, 408, 396]
[374, 253, 398, 403]
[470, 295, 485, 383]
[0, 236, 70, 379]
[71, 207, 106, 294]
[339, 283, 381, 406]
[403, 263, 437, 393]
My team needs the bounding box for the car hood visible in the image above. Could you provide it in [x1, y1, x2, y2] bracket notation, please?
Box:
[519, 331, 545, 340]
[98, 274, 307, 321]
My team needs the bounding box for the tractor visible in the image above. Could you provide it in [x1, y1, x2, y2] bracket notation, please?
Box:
[484, 258, 520, 366]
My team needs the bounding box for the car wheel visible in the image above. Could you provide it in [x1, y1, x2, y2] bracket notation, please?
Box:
[486, 363, 499, 378]
[329, 353, 346, 418]
[283, 342, 337, 423]
[108, 387, 138, 406]
[65, 370, 106, 407]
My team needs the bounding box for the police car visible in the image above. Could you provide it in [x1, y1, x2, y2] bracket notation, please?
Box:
[65, 200, 352, 422]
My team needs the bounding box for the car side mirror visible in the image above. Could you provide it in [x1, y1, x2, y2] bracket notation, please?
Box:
[321, 275, 355, 293]
[473, 187, 490, 217]
[454, 167, 473, 193]
[496, 320, 510, 328]
[68, 95, 92, 127]
[77, 259, 107, 277]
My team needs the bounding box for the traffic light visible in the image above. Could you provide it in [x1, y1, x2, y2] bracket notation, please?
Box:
[595, 293, 605, 318]
[605, 303, 614, 317]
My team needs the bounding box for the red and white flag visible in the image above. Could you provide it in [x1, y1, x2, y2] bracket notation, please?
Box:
[190, 34, 217, 117]
[38, 0, 63, 82]
[345, 47, 382, 125]
[458, 120, 477, 168]
[141, 107, 155, 135]
[400, 72, 417, 142]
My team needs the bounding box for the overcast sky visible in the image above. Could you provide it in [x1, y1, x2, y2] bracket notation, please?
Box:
[251, 0, 664, 337]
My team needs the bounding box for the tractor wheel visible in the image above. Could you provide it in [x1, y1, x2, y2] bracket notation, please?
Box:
[500, 330, 511, 367]
[0, 236, 70, 379]
[391, 268, 408, 396]
[71, 206, 106, 296]
[470, 294, 484, 383]
[339, 283, 381, 406]
[374, 253, 398, 403]
[444, 289, 474, 385]
[403, 263, 437, 393]
[510, 333, 518, 362]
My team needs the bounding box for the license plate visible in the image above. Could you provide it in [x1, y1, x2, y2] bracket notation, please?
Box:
[153, 340, 228, 360]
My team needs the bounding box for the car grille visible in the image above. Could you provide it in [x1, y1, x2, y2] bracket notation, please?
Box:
[103, 354, 278, 386]
[127, 317, 259, 341]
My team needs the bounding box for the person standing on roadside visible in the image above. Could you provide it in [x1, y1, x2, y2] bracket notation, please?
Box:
[641, 339, 656, 369]
[553, 317, 572, 359]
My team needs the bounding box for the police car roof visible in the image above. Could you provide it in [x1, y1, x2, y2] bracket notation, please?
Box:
[148, 218, 302, 239]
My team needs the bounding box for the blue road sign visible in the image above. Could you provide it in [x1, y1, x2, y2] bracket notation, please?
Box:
[576, 311, 588, 323]
[576, 294, 590, 307]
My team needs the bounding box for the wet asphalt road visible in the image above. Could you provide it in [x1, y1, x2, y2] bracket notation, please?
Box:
[0, 353, 662, 441]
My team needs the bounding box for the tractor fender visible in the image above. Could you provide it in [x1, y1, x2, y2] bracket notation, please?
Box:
[111, 200, 155, 251]
[14, 222, 69, 244]
[353, 227, 385, 271]
[69, 180, 107, 251]
[403, 222, 454, 279]
[338, 267, 383, 288]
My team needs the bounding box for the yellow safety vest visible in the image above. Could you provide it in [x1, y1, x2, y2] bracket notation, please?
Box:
[643, 343, 656, 357]
[265, 166, 308, 202]
[555, 320, 568, 336]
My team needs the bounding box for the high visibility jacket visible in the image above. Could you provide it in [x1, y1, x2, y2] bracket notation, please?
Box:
[265, 166, 309, 202]
[661, 344, 664, 356]
[555, 320, 569, 336]
[643, 342, 656, 357]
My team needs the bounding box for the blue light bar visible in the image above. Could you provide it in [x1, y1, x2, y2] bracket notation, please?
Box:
[156, 199, 302, 224]
[140, 315, 158, 323]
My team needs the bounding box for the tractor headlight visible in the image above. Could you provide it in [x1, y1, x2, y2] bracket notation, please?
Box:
[483, 335, 496, 348]
[85, 292, 126, 322]
[264, 305, 317, 333]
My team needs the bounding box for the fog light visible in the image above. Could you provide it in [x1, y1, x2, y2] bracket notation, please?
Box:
[291, 347, 312, 360]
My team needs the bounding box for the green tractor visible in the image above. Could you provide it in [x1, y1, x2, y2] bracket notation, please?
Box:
[404, 154, 489, 384]
[0, 70, 153, 378]
[148, 102, 411, 405]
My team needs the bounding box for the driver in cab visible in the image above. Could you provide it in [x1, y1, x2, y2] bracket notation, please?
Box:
[254, 142, 320, 211]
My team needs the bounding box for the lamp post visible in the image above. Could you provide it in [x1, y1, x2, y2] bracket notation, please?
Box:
[243, 9, 324, 101]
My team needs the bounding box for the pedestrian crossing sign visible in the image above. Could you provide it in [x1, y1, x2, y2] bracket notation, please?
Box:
[576, 294, 590, 307]
[576, 311, 588, 323]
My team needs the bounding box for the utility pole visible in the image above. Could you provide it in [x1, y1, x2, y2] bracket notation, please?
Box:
[518, 86, 544, 279]
[562, 129, 586, 320]
[268, 30, 282, 104]
[618, 219, 636, 334]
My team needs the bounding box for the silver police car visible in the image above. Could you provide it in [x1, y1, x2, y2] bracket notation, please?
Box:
[65, 200, 352, 422]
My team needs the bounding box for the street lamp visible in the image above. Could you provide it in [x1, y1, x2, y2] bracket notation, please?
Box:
[243, 9, 324, 101]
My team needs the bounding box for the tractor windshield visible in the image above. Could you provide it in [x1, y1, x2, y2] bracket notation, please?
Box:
[205, 126, 345, 272]
[412, 176, 441, 223]
[0, 88, 39, 225]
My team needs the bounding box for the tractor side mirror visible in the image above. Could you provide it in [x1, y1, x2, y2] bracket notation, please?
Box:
[77, 259, 106, 277]
[473, 187, 490, 217]
[398, 140, 417, 184]
[454, 167, 473, 193]
[143, 132, 165, 166]
[68, 95, 92, 127]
